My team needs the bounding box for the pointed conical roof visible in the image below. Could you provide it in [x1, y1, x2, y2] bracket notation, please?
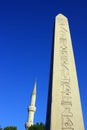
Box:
[32, 81, 36, 94]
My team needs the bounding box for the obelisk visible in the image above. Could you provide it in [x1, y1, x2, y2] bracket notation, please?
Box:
[46, 14, 84, 130]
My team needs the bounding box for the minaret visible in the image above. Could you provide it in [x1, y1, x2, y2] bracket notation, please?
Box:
[25, 82, 36, 129]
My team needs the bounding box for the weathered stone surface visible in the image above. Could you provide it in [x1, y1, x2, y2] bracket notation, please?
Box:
[46, 14, 84, 130]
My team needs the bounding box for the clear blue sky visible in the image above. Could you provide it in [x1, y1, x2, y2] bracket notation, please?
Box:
[0, 0, 87, 130]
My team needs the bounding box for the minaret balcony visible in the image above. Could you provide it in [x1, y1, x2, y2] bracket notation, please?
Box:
[28, 106, 36, 112]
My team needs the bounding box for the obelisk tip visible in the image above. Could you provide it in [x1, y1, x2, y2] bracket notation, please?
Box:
[56, 13, 68, 20]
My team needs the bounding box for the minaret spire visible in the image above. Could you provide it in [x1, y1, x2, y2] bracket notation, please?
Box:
[32, 81, 36, 94]
[25, 81, 36, 129]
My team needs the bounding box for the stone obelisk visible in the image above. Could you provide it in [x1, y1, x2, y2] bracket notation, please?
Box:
[46, 14, 84, 130]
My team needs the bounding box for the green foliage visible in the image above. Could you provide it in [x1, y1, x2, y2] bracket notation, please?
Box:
[4, 126, 17, 130]
[28, 123, 45, 130]
[0, 126, 2, 130]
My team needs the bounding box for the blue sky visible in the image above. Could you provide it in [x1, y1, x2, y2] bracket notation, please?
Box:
[0, 0, 87, 130]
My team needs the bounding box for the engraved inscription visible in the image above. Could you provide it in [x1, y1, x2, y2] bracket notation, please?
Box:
[59, 29, 74, 130]
[62, 108, 74, 130]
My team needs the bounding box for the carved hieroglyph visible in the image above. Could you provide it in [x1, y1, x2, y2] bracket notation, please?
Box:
[46, 14, 84, 130]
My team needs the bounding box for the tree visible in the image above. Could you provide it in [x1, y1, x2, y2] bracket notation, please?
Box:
[28, 123, 45, 130]
[4, 126, 17, 130]
[0, 126, 2, 130]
